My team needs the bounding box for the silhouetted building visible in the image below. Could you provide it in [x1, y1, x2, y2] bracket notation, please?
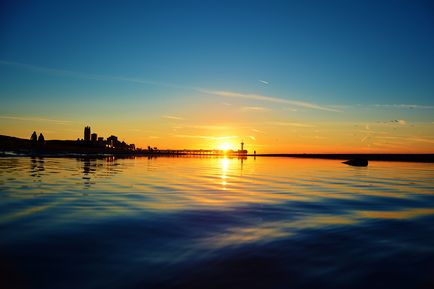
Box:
[91, 133, 97, 142]
[84, 126, 91, 142]
[107, 135, 118, 148]
[97, 137, 104, 147]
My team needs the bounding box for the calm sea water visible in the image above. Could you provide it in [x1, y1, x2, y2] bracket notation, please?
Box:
[1, 156, 434, 289]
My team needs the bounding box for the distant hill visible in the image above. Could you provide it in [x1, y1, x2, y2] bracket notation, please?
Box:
[0, 135, 30, 150]
[0, 135, 27, 141]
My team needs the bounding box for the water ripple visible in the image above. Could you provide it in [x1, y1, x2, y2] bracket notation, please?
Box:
[1, 156, 434, 289]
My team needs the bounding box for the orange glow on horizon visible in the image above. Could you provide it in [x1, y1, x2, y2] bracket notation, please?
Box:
[1, 114, 434, 154]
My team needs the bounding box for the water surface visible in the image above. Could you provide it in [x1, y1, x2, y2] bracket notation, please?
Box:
[1, 156, 434, 289]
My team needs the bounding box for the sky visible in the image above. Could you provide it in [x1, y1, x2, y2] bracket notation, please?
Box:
[1, 0, 434, 153]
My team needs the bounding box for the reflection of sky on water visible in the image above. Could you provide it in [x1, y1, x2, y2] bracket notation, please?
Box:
[1, 157, 434, 289]
[1, 156, 434, 234]
[1, 157, 434, 234]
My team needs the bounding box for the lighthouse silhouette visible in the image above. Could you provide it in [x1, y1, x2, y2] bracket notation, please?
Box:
[238, 140, 247, 156]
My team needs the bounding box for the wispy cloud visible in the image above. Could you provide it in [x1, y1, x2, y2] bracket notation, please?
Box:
[377, 119, 408, 126]
[162, 115, 185, 120]
[241, 106, 270, 112]
[198, 89, 340, 112]
[249, 135, 256, 140]
[282, 107, 298, 112]
[0, 115, 72, 125]
[259, 80, 269, 85]
[0, 60, 342, 113]
[375, 104, 434, 109]
[251, 128, 265, 133]
[174, 134, 238, 140]
[361, 135, 369, 143]
[177, 125, 230, 130]
[265, 121, 315, 128]
[406, 137, 434, 144]
[392, 119, 407, 125]
[377, 135, 434, 145]
[0, 60, 187, 90]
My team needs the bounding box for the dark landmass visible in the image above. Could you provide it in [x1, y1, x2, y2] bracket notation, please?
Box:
[254, 154, 434, 163]
[1, 135, 434, 162]
[0, 135, 135, 156]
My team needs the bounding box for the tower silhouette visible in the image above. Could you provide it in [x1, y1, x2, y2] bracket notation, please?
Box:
[84, 126, 91, 142]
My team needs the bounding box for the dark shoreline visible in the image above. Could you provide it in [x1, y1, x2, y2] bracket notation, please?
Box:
[253, 154, 434, 163]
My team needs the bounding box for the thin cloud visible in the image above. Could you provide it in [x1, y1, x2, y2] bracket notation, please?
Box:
[265, 121, 315, 128]
[251, 128, 265, 133]
[259, 80, 269, 85]
[407, 137, 434, 144]
[162, 115, 185, 120]
[282, 107, 298, 112]
[0, 60, 186, 90]
[375, 104, 434, 109]
[249, 135, 256, 140]
[395, 120, 407, 125]
[0, 60, 341, 113]
[241, 106, 270, 112]
[0, 115, 72, 125]
[174, 134, 238, 140]
[377, 119, 408, 126]
[180, 125, 230, 130]
[198, 89, 340, 112]
[373, 135, 434, 145]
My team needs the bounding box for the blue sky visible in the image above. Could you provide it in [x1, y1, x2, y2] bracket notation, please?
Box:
[1, 0, 434, 152]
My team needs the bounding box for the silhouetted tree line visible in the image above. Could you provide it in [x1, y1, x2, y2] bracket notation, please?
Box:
[30, 131, 45, 149]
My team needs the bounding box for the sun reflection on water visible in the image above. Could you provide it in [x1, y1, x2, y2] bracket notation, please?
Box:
[220, 157, 230, 190]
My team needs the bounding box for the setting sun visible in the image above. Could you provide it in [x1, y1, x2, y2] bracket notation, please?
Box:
[219, 142, 232, 151]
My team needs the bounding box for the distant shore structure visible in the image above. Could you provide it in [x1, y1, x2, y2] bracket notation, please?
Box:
[238, 141, 247, 156]
[91, 133, 97, 142]
[149, 141, 249, 156]
[78, 126, 135, 150]
[84, 126, 91, 142]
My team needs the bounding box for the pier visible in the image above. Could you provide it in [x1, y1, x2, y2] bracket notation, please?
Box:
[152, 141, 248, 156]
[152, 148, 247, 156]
